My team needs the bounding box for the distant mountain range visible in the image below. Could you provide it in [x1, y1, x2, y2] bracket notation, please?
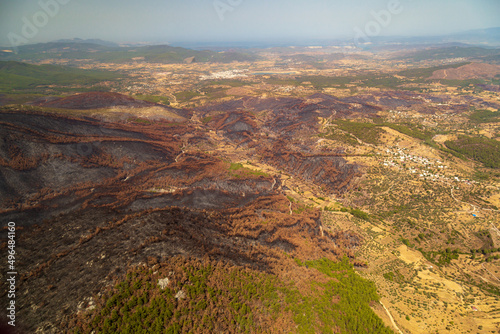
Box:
[166, 27, 500, 49]
[0, 40, 260, 64]
[0, 27, 498, 65]
[449, 27, 500, 46]
[53, 38, 120, 47]
[362, 27, 500, 48]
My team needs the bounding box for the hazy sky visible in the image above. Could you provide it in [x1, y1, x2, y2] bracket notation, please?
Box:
[0, 0, 499, 46]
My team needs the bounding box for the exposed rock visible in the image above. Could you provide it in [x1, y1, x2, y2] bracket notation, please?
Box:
[157, 277, 170, 289]
[175, 290, 186, 300]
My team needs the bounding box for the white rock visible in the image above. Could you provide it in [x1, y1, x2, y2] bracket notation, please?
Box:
[175, 290, 186, 300]
[157, 277, 170, 289]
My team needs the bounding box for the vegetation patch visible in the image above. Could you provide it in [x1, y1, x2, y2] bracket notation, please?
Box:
[383, 271, 405, 283]
[334, 120, 385, 146]
[382, 123, 434, 142]
[350, 208, 370, 221]
[301, 257, 393, 333]
[419, 248, 460, 266]
[174, 90, 202, 102]
[201, 116, 213, 124]
[134, 94, 170, 105]
[0, 61, 121, 94]
[72, 257, 393, 334]
[319, 127, 359, 146]
[229, 162, 270, 178]
[445, 135, 500, 168]
[397, 62, 470, 79]
[469, 109, 500, 123]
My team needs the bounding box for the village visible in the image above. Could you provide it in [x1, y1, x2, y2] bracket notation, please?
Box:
[380, 145, 476, 186]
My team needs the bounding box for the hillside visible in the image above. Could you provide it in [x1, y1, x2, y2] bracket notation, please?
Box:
[429, 62, 500, 80]
[0, 61, 122, 93]
[402, 46, 500, 62]
[0, 107, 390, 333]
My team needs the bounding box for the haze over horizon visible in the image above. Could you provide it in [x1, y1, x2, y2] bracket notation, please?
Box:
[0, 0, 499, 47]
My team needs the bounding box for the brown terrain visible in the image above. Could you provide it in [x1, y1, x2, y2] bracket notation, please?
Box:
[32, 92, 161, 110]
[0, 68, 499, 333]
[0, 98, 367, 332]
[429, 62, 500, 80]
[2, 36, 500, 334]
[31, 92, 193, 120]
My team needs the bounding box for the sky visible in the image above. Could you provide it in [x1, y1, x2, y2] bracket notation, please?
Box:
[0, 0, 499, 47]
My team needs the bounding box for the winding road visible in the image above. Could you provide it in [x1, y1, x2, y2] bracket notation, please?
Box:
[380, 301, 404, 334]
[450, 187, 477, 213]
[450, 187, 500, 214]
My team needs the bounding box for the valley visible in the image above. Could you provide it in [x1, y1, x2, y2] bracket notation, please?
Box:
[0, 41, 499, 333]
